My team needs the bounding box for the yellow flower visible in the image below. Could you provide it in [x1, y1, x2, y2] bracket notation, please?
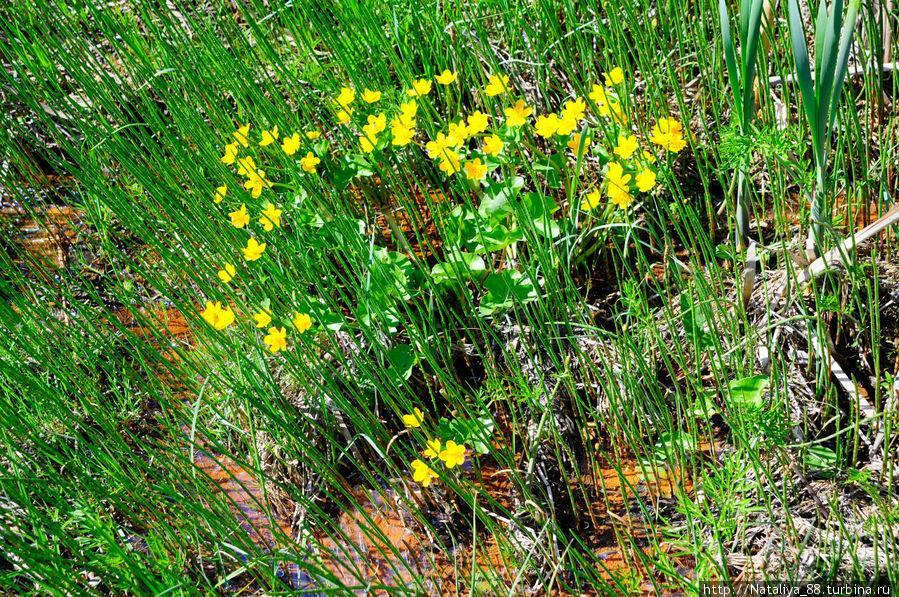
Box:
[399, 99, 418, 122]
[304, 130, 321, 140]
[466, 111, 489, 135]
[560, 97, 587, 123]
[407, 78, 432, 97]
[534, 113, 560, 138]
[259, 203, 282, 231]
[556, 116, 578, 136]
[220, 142, 238, 165]
[214, 185, 227, 204]
[411, 459, 437, 487]
[649, 117, 687, 152]
[217, 263, 236, 283]
[435, 69, 457, 85]
[361, 88, 381, 103]
[252, 308, 272, 328]
[641, 149, 657, 164]
[241, 238, 266, 261]
[244, 171, 272, 198]
[613, 134, 639, 159]
[200, 301, 235, 331]
[484, 74, 510, 96]
[482, 134, 504, 156]
[360, 134, 377, 153]
[236, 156, 256, 177]
[580, 188, 602, 210]
[605, 162, 633, 209]
[504, 99, 533, 127]
[438, 440, 466, 468]
[391, 122, 415, 146]
[363, 113, 387, 136]
[635, 169, 657, 192]
[292, 312, 312, 333]
[264, 326, 288, 353]
[423, 439, 441, 459]
[402, 407, 424, 428]
[425, 133, 452, 158]
[259, 125, 279, 146]
[608, 101, 628, 125]
[604, 66, 624, 86]
[588, 84, 608, 106]
[229, 204, 250, 228]
[233, 124, 250, 147]
[464, 158, 488, 181]
[300, 152, 320, 174]
[438, 150, 462, 175]
[335, 87, 355, 108]
[447, 121, 468, 147]
[567, 132, 592, 152]
[335, 107, 353, 124]
[281, 133, 301, 156]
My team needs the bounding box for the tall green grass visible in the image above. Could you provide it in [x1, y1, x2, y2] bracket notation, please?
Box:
[1, 0, 896, 594]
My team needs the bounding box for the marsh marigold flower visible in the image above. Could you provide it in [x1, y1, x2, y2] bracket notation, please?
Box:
[221, 143, 238, 165]
[361, 88, 381, 103]
[613, 134, 639, 159]
[201, 301, 235, 331]
[580, 188, 602, 210]
[556, 116, 578, 136]
[561, 97, 587, 123]
[244, 172, 272, 199]
[438, 150, 462, 175]
[425, 134, 452, 158]
[436, 69, 457, 85]
[259, 125, 279, 146]
[304, 130, 321, 140]
[447, 121, 468, 147]
[567, 132, 592, 153]
[402, 407, 424, 428]
[534, 113, 560, 138]
[236, 156, 256, 177]
[214, 185, 227, 203]
[504, 99, 532, 127]
[464, 158, 488, 182]
[364, 113, 387, 136]
[252, 308, 272, 328]
[391, 122, 415, 146]
[649, 117, 687, 153]
[281, 133, 301, 156]
[407, 78, 432, 97]
[484, 74, 510, 96]
[604, 67, 624, 86]
[466, 111, 489, 135]
[635, 169, 657, 192]
[241, 238, 266, 261]
[438, 440, 466, 468]
[234, 124, 250, 147]
[360, 134, 377, 153]
[292, 312, 312, 333]
[259, 203, 282, 231]
[423, 439, 441, 458]
[217, 263, 236, 283]
[335, 87, 355, 108]
[300, 152, 320, 174]
[605, 162, 633, 208]
[588, 84, 608, 106]
[229, 204, 250, 228]
[411, 459, 437, 487]
[264, 326, 287, 353]
[482, 134, 504, 156]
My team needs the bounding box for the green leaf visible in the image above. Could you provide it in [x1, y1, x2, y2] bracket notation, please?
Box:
[805, 445, 838, 473]
[386, 344, 415, 384]
[479, 176, 524, 217]
[680, 291, 714, 353]
[478, 270, 538, 316]
[533, 153, 564, 189]
[520, 193, 561, 238]
[430, 251, 487, 285]
[728, 375, 770, 410]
